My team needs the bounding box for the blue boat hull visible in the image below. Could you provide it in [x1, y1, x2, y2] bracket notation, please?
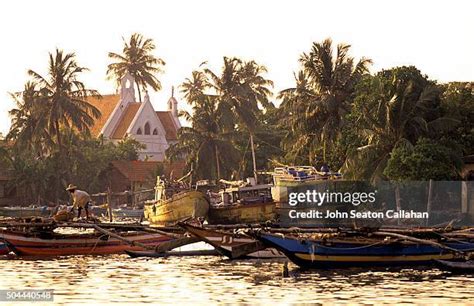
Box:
[257, 233, 474, 268]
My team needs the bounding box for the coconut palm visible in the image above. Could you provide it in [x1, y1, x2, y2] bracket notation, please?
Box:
[204, 57, 273, 180]
[166, 94, 239, 180]
[7, 81, 51, 154]
[279, 38, 371, 163]
[342, 66, 458, 181]
[107, 33, 165, 102]
[27, 49, 100, 152]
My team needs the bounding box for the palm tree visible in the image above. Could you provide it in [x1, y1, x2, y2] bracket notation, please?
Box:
[27, 49, 101, 152]
[107, 33, 165, 102]
[7, 81, 51, 154]
[342, 66, 457, 181]
[279, 38, 371, 163]
[205, 57, 273, 180]
[166, 94, 239, 180]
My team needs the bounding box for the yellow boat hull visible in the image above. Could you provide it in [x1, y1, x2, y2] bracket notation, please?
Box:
[144, 190, 209, 226]
[207, 202, 276, 225]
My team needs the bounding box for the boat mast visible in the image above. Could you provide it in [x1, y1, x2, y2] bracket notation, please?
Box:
[250, 134, 258, 183]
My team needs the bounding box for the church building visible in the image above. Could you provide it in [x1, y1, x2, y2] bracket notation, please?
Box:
[87, 73, 181, 161]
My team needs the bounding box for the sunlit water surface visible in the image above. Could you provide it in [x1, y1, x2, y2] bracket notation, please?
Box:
[1, 253, 473, 305]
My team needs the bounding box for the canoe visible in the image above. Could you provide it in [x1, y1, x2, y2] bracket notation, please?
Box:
[0, 230, 173, 256]
[144, 190, 209, 226]
[435, 260, 474, 273]
[125, 249, 220, 258]
[254, 232, 474, 268]
[0, 207, 51, 218]
[180, 223, 284, 259]
[207, 201, 276, 225]
[0, 243, 9, 255]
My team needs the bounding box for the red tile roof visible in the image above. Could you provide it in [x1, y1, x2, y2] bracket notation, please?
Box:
[86, 94, 120, 137]
[111, 103, 141, 139]
[156, 111, 178, 141]
[111, 160, 186, 182]
[111, 160, 160, 182]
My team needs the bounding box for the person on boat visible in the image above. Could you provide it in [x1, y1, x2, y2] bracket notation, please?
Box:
[320, 164, 330, 174]
[66, 184, 91, 219]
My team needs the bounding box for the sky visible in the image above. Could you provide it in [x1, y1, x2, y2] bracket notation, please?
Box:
[0, 0, 472, 135]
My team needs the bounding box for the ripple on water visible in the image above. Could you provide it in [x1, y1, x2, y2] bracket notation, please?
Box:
[1, 255, 474, 304]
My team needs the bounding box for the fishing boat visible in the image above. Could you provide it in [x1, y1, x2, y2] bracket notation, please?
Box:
[180, 222, 284, 259]
[253, 231, 474, 268]
[271, 166, 342, 203]
[207, 179, 276, 225]
[0, 229, 174, 256]
[144, 177, 209, 226]
[435, 260, 474, 273]
[0, 206, 52, 218]
[0, 243, 9, 255]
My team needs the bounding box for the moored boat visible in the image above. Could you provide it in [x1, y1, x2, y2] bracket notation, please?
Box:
[180, 222, 284, 259]
[0, 206, 52, 218]
[1, 229, 173, 256]
[144, 177, 209, 226]
[207, 179, 276, 225]
[253, 231, 474, 268]
[0, 243, 9, 255]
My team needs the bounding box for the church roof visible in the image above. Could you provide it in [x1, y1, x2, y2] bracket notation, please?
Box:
[86, 94, 120, 137]
[156, 111, 178, 141]
[111, 103, 141, 139]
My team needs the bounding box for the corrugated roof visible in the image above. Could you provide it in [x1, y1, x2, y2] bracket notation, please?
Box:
[156, 111, 178, 141]
[111, 103, 141, 139]
[86, 94, 120, 137]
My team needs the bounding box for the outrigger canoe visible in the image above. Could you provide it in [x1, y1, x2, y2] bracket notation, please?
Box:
[179, 223, 284, 259]
[253, 231, 474, 268]
[1, 230, 173, 256]
[0, 243, 9, 255]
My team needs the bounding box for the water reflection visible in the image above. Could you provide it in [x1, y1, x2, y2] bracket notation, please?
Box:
[1, 255, 473, 304]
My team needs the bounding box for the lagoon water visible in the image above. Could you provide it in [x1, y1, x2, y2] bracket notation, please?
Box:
[1, 252, 473, 305]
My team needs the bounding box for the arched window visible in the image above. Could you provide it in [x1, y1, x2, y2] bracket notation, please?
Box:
[137, 128, 142, 135]
[152, 128, 158, 135]
[144, 122, 151, 135]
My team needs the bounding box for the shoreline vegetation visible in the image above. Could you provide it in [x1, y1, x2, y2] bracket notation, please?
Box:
[0, 33, 472, 205]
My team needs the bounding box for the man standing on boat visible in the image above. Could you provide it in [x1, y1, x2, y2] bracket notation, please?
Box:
[66, 184, 91, 220]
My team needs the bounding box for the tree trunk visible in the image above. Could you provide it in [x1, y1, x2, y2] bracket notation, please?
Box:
[395, 184, 401, 226]
[214, 145, 221, 180]
[136, 83, 142, 102]
[250, 134, 258, 184]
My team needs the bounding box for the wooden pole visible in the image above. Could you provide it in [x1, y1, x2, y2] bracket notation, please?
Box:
[107, 187, 113, 222]
[215, 145, 221, 180]
[426, 179, 433, 226]
[92, 224, 156, 251]
[372, 231, 464, 255]
[250, 134, 258, 184]
[395, 184, 401, 226]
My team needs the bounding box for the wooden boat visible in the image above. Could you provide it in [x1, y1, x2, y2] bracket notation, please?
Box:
[0, 243, 9, 255]
[435, 260, 474, 273]
[91, 207, 143, 219]
[0, 229, 173, 256]
[253, 231, 474, 268]
[0, 206, 51, 218]
[144, 177, 209, 226]
[207, 179, 276, 225]
[271, 166, 342, 203]
[125, 249, 220, 258]
[180, 223, 284, 259]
